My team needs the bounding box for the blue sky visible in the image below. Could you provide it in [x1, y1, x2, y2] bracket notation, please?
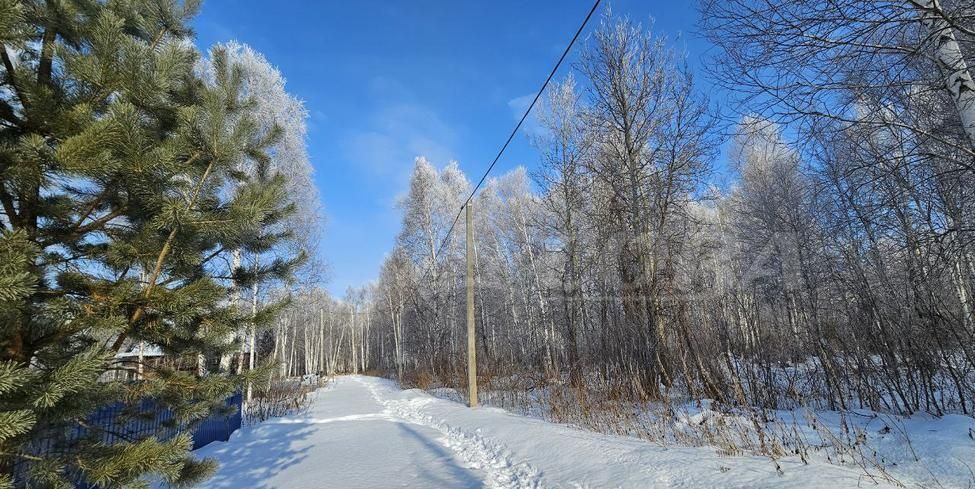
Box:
[191, 1, 717, 296]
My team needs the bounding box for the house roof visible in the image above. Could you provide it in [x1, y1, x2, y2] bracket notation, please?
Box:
[115, 344, 164, 358]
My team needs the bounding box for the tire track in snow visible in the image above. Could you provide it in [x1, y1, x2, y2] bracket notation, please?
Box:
[355, 377, 544, 489]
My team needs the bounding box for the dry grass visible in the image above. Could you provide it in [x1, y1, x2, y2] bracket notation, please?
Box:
[409, 370, 913, 486]
[247, 377, 324, 423]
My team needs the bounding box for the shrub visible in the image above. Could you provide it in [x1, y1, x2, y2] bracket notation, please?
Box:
[247, 379, 322, 423]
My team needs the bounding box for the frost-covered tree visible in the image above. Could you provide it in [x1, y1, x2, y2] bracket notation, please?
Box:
[215, 42, 319, 253]
[700, 0, 975, 170]
[378, 249, 412, 381]
[203, 42, 318, 385]
[394, 158, 470, 372]
[703, 0, 975, 414]
[533, 76, 593, 385]
[578, 14, 717, 397]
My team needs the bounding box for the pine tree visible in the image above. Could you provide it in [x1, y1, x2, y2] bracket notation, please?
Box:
[0, 1, 303, 487]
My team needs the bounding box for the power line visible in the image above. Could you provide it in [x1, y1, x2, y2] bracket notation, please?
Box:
[420, 0, 602, 282]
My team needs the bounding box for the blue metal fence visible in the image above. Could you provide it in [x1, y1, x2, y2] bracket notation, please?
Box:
[192, 392, 243, 449]
[16, 393, 242, 488]
[78, 392, 242, 451]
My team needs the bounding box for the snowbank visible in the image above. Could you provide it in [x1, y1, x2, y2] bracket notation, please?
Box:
[175, 376, 975, 488]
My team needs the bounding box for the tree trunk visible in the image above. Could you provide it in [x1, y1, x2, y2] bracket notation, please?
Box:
[917, 0, 975, 150]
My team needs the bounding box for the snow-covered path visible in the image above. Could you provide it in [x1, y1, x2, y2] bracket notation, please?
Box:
[193, 376, 898, 488]
[196, 376, 483, 488]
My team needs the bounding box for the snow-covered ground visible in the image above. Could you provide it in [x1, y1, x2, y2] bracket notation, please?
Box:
[185, 375, 944, 488]
[429, 383, 975, 488]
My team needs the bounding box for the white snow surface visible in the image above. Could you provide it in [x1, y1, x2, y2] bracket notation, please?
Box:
[178, 375, 936, 488]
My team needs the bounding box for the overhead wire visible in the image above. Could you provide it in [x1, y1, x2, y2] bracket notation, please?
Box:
[412, 0, 602, 288]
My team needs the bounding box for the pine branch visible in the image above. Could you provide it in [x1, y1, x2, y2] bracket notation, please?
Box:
[0, 361, 29, 395]
[42, 206, 127, 247]
[36, 28, 55, 86]
[112, 153, 209, 353]
[0, 185, 17, 230]
[0, 99, 20, 125]
[0, 410, 35, 442]
[199, 246, 227, 268]
[66, 179, 120, 234]
[0, 43, 28, 109]
[85, 24, 173, 109]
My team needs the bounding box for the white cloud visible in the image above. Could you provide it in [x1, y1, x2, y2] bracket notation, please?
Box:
[507, 93, 544, 137]
[327, 78, 466, 294]
[307, 109, 328, 134]
[344, 96, 460, 195]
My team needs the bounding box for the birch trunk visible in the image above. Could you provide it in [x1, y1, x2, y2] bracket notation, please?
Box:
[302, 323, 310, 376]
[363, 306, 370, 372]
[917, 0, 975, 149]
[220, 249, 242, 372]
[518, 210, 555, 373]
[319, 307, 325, 374]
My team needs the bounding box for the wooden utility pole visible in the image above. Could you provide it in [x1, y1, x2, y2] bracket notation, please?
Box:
[466, 202, 478, 407]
